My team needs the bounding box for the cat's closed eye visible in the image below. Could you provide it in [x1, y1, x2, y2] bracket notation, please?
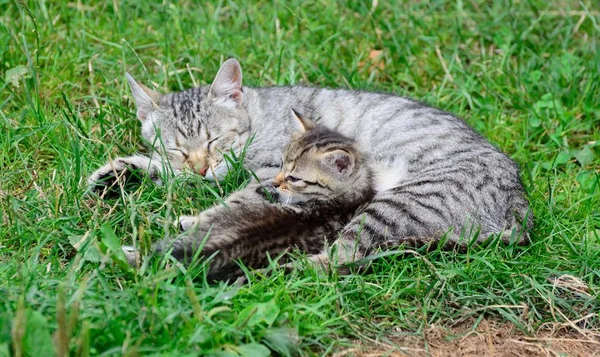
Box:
[207, 137, 220, 150]
[204, 136, 220, 150]
[285, 175, 300, 183]
[168, 148, 188, 159]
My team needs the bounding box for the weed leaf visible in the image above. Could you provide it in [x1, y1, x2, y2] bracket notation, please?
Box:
[237, 343, 271, 357]
[23, 311, 55, 357]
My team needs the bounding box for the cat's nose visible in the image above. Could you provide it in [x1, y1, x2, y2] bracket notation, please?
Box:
[198, 165, 209, 176]
[185, 149, 209, 176]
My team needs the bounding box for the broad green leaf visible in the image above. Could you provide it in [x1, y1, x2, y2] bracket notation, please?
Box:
[533, 93, 553, 110]
[534, 93, 564, 115]
[68, 235, 101, 263]
[237, 343, 270, 357]
[99, 223, 133, 272]
[541, 161, 552, 170]
[263, 327, 299, 357]
[577, 171, 598, 191]
[23, 311, 55, 357]
[260, 300, 280, 326]
[573, 147, 596, 167]
[554, 150, 571, 166]
[529, 117, 541, 128]
[237, 300, 280, 328]
[528, 70, 543, 82]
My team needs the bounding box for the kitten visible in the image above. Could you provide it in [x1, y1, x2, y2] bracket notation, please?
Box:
[95, 57, 533, 270]
[150, 109, 374, 280]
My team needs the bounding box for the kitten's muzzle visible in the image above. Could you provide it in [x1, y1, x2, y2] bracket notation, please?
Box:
[273, 172, 286, 189]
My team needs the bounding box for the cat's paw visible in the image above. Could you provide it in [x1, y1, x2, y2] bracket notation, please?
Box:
[87, 155, 160, 196]
[87, 158, 135, 188]
[178, 215, 200, 231]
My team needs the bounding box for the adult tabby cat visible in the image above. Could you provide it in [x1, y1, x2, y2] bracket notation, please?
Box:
[140, 110, 374, 280]
[90, 58, 533, 267]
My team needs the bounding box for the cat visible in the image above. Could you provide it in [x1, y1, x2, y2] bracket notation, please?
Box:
[91, 57, 533, 269]
[143, 109, 374, 280]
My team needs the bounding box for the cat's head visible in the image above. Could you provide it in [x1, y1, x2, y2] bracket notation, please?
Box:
[126, 58, 250, 180]
[273, 110, 371, 205]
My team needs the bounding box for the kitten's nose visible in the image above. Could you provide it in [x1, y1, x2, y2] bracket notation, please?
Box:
[273, 172, 284, 188]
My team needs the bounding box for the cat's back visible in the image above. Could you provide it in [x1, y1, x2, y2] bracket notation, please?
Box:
[251, 86, 509, 168]
[252, 86, 481, 137]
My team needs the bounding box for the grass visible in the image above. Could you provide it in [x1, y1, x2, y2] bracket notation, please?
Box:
[1, 0, 599, 355]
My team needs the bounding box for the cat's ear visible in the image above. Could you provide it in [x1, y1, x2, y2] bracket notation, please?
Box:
[210, 58, 243, 108]
[291, 108, 315, 133]
[126, 73, 162, 121]
[322, 149, 355, 176]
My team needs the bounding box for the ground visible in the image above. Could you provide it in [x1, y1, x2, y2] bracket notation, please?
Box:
[1, 1, 599, 356]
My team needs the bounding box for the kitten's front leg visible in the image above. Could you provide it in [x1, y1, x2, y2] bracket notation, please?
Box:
[177, 183, 276, 231]
[177, 168, 279, 232]
[178, 215, 201, 231]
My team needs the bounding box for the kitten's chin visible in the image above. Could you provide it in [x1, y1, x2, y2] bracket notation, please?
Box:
[276, 190, 309, 205]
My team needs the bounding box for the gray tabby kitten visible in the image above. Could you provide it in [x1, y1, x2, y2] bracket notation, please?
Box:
[90, 58, 533, 268]
[152, 109, 374, 280]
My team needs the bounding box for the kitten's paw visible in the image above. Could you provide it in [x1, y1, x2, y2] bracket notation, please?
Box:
[178, 215, 200, 231]
[122, 245, 140, 268]
[284, 254, 331, 273]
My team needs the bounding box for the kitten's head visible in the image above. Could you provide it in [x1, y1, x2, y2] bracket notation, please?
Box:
[126, 58, 250, 180]
[273, 110, 371, 205]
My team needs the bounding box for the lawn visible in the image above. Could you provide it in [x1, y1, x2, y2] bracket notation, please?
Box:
[1, 0, 599, 356]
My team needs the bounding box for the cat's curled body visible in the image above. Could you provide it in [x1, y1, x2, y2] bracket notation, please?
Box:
[90, 58, 533, 269]
[157, 111, 375, 280]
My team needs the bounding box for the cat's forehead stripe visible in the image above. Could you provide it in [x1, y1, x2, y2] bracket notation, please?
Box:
[167, 88, 211, 136]
[177, 125, 188, 138]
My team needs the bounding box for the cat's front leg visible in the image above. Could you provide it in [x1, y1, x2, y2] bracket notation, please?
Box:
[87, 154, 177, 195]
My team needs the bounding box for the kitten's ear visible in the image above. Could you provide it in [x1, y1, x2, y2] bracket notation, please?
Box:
[322, 150, 355, 176]
[291, 108, 315, 133]
[210, 58, 243, 108]
[126, 73, 162, 121]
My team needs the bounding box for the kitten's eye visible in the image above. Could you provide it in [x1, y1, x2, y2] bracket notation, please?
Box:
[285, 175, 301, 183]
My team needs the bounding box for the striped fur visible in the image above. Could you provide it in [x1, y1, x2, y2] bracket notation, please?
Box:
[90, 58, 534, 273]
[155, 116, 374, 280]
